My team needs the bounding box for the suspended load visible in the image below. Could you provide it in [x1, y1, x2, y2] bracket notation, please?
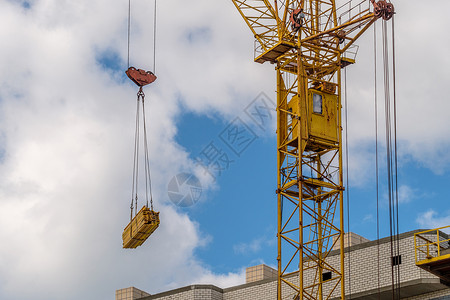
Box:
[122, 0, 160, 249]
[123, 206, 160, 248]
[122, 72, 160, 249]
[122, 68, 159, 249]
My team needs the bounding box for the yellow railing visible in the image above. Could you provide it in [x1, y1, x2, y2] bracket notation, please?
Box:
[414, 226, 450, 264]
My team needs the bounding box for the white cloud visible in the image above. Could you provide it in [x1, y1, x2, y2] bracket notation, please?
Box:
[378, 184, 419, 207]
[416, 210, 450, 232]
[194, 268, 246, 289]
[344, 141, 377, 186]
[397, 185, 417, 204]
[363, 214, 374, 223]
[343, 0, 450, 175]
[233, 236, 274, 255]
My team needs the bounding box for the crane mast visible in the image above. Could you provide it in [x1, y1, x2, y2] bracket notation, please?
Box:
[231, 0, 394, 299]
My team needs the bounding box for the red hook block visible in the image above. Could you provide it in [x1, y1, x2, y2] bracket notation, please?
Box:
[126, 67, 157, 87]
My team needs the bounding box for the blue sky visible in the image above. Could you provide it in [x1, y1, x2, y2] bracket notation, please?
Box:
[0, 0, 450, 299]
[174, 108, 277, 273]
[172, 90, 450, 276]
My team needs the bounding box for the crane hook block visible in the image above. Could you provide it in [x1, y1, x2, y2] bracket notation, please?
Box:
[290, 9, 303, 31]
[126, 67, 157, 87]
[371, 0, 394, 20]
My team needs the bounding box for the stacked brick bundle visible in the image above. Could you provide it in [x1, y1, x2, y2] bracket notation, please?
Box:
[122, 206, 160, 249]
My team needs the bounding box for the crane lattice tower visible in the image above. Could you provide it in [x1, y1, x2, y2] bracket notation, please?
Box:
[231, 0, 394, 299]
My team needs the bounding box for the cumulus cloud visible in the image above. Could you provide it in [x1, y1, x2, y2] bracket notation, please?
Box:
[397, 185, 418, 204]
[233, 238, 264, 255]
[343, 0, 450, 176]
[233, 236, 274, 255]
[416, 210, 450, 232]
[363, 214, 374, 223]
[194, 268, 246, 289]
[377, 184, 418, 207]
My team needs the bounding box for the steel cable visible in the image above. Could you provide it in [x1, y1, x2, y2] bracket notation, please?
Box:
[381, 16, 400, 299]
[142, 93, 154, 211]
[153, 0, 157, 73]
[373, 20, 381, 300]
[127, 0, 158, 72]
[391, 15, 401, 300]
[131, 91, 141, 219]
[381, 18, 396, 299]
[344, 65, 352, 299]
[127, 0, 131, 68]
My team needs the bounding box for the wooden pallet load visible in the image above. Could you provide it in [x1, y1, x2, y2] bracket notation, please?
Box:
[122, 206, 160, 249]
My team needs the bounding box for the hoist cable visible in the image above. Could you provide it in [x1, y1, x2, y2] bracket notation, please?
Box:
[131, 91, 141, 220]
[127, 0, 158, 71]
[343, 66, 352, 299]
[130, 88, 155, 214]
[391, 15, 401, 300]
[127, 0, 158, 215]
[135, 93, 142, 216]
[142, 93, 154, 211]
[381, 18, 396, 299]
[382, 17, 401, 299]
[127, 0, 131, 68]
[373, 21, 381, 300]
[153, 0, 157, 73]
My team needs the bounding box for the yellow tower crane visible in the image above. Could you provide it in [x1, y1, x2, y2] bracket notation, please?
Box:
[230, 0, 394, 299]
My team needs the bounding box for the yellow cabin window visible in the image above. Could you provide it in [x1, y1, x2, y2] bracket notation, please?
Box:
[313, 93, 322, 114]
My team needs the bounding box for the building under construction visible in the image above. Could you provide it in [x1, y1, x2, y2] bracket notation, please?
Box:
[116, 228, 450, 300]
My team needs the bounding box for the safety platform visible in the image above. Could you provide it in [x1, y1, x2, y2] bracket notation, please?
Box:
[415, 226, 450, 284]
[255, 41, 295, 64]
[122, 206, 160, 249]
[340, 57, 355, 68]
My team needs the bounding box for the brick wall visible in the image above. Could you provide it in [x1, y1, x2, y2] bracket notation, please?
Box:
[131, 230, 450, 300]
[245, 264, 277, 283]
[141, 285, 224, 300]
[116, 287, 151, 300]
[223, 278, 276, 300]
